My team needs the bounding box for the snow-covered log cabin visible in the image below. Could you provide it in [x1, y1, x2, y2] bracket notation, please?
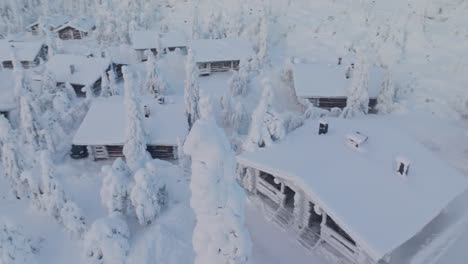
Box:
[132, 30, 187, 61]
[55, 17, 95, 40]
[189, 38, 252, 75]
[237, 117, 467, 264]
[0, 40, 48, 69]
[292, 62, 384, 112]
[39, 54, 111, 97]
[72, 96, 187, 161]
[27, 15, 71, 36]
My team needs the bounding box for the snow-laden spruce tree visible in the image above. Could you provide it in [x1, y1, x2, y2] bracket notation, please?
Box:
[341, 54, 370, 118]
[0, 219, 38, 264]
[19, 96, 44, 153]
[108, 67, 120, 96]
[0, 116, 30, 199]
[130, 165, 167, 226]
[100, 158, 134, 215]
[84, 213, 130, 264]
[100, 71, 112, 97]
[144, 50, 167, 96]
[184, 49, 200, 129]
[122, 66, 149, 170]
[376, 69, 396, 114]
[184, 96, 251, 264]
[39, 151, 66, 221]
[227, 64, 249, 97]
[243, 80, 285, 151]
[191, 2, 201, 40]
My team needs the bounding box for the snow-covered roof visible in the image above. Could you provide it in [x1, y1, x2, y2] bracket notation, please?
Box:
[292, 63, 384, 98]
[132, 30, 187, 50]
[237, 116, 468, 261]
[43, 54, 110, 86]
[55, 17, 95, 33]
[27, 15, 71, 30]
[73, 96, 187, 146]
[0, 70, 16, 111]
[190, 38, 252, 63]
[0, 40, 44, 62]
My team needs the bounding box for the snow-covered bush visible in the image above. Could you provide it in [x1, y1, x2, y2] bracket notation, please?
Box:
[376, 69, 396, 114]
[84, 213, 130, 264]
[130, 166, 167, 226]
[122, 66, 149, 170]
[341, 54, 370, 118]
[61, 201, 87, 238]
[144, 50, 167, 96]
[227, 67, 248, 97]
[184, 49, 200, 129]
[0, 219, 37, 264]
[100, 158, 134, 215]
[184, 107, 251, 264]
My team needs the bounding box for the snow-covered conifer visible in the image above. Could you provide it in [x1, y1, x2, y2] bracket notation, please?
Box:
[376, 69, 395, 114]
[184, 49, 200, 129]
[84, 213, 130, 264]
[342, 54, 370, 118]
[100, 158, 134, 215]
[39, 151, 66, 221]
[184, 105, 251, 264]
[0, 219, 37, 264]
[19, 96, 44, 152]
[100, 71, 112, 97]
[145, 50, 167, 96]
[130, 166, 167, 226]
[108, 67, 120, 96]
[122, 66, 148, 170]
[227, 66, 248, 97]
[61, 201, 87, 238]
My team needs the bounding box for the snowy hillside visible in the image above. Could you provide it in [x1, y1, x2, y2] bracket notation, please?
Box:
[1, 0, 468, 264]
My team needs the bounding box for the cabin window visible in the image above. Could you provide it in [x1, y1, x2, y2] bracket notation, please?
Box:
[326, 215, 356, 246]
[259, 171, 281, 191]
[233, 60, 240, 69]
[199, 63, 208, 69]
[2, 61, 13, 69]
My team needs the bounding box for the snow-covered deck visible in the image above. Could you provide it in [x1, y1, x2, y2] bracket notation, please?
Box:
[72, 96, 187, 146]
[237, 116, 468, 261]
[292, 63, 383, 99]
[190, 38, 252, 63]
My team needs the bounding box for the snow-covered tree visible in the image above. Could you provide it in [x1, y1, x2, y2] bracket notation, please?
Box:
[84, 213, 130, 264]
[0, 219, 38, 264]
[122, 67, 148, 170]
[144, 50, 167, 96]
[184, 50, 200, 129]
[191, 2, 201, 40]
[227, 66, 248, 97]
[100, 158, 134, 215]
[61, 201, 87, 238]
[39, 151, 66, 221]
[341, 54, 370, 118]
[130, 166, 167, 226]
[108, 67, 120, 96]
[244, 80, 285, 151]
[376, 69, 396, 114]
[19, 96, 44, 153]
[100, 71, 112, 97]
[184, 103, 251, 264]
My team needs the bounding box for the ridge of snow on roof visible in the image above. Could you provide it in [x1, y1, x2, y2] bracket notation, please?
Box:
[56, 17, 95, 33]
[45, 54, 109, 86]
[292, 63, 383, 98]
[132, 30, 187, 50]
[27, 15, 71, 30]
[72, 96, 187, 146]
[237, 116, 468, 261]
[190, 38, 252, 63]
[0, 40, 44, 62]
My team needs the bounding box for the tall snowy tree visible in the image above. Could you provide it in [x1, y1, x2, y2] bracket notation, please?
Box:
[19, 96, 44, 153]
[122, 66, 148, 170]
[144, 50, 167, 96]
[100, 71, 112, 97]
[376, 69, 396, 114]
[184, 49, 200, 129]
[0, 220, 38, 264]
[130, 166, 167, 226]
[39, 150, 66, 221]
[341, 54, 370, 118]
[100, 158, 134, 215]
[184, 100, 251, 264]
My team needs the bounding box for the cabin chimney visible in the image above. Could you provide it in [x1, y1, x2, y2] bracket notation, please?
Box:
[144, 105, 150, 118]
[396, 157, 410, 178]
[345, 67, 351, 79]
[346, 132, 368, 149]
[70, 64, 75, 74]
[319, 119, 328, 135]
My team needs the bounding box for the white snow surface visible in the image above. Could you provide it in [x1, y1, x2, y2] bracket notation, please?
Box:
[0, 40, 44, 62]
[132, 30, 187, 50]
[292, 63, 384, 98]
[237, 116, 468, 261]
[42, 54, 110, 86]
[73, 95, 187, 146]
[190, 38, 252, 63]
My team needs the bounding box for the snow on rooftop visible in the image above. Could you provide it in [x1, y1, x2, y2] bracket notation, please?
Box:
[44, 54, 110, 86]
[27, 15, 71, 30]
[0, 40, 44, 62]
[292, 63, 384, 98]
[73, 96, 187, 146]
[190, 38, 252, 63]
[237, 116, 468, 261]
[132, 30, 187, 50]
[56, 17, 95, 33]
[0, 70, 16, 111]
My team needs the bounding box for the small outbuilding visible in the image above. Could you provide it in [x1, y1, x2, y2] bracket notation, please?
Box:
[72, 96, 187, 161]
[0, 40, 48, 69]
[55, 17, 95, 40]
[132, 30, 187, 61]
[292, 62, 384, 111]
[237, 117, 467, 264]
[41, 54, 111, 97]
[189, 38, 252, 75]
[27, 15, 71, 36]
